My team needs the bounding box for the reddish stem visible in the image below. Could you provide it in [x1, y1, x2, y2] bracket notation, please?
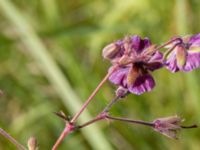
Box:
[52, 124, 75, 150]
[0, 128, 27, 150]
[78, 113, 107, 129]
[52, 65, 118, 150]
[70, 65, 118, 123]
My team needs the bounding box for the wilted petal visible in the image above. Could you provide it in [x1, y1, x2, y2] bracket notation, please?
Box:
[128, 74, 155, 95]
[109, 67, 129, 85]
[182, 52, 200, 72]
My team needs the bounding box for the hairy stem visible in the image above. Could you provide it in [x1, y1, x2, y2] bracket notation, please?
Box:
[0, 128, 27, 150]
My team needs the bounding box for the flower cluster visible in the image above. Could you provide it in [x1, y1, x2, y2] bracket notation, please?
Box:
[102, 34, 200, 95]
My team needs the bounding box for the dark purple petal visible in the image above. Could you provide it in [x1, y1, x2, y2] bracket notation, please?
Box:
[131, 35, 141, 52]
[182, 52, 200, 72]
[128, 74, 155, 95]
[189, 33, 200, 47]
[147, 51, 163, 71]
[130, 36, 151, 54]
[143, 37, 151, 49]
[109, 67, 129, 85]
[146, 62, 163, 71]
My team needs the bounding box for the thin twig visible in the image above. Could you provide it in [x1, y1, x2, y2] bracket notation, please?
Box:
[181, 124, 198, 129]
[70, 65, 119, 123]
[154, 37, 182, 51]
[102, 92, 129, 113]
[105, 115, 154, 127]
[0, 128, 27, 150]
[52, 65, 118, 150]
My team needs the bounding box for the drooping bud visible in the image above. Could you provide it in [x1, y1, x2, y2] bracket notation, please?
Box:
[127, 66, 139, 87]
[27, 136, 38, 150]
[153, 115, 182, 139]
[116, 86, 128, 98]
[176, 45, 187, 68]
[102, 43, 120, 60]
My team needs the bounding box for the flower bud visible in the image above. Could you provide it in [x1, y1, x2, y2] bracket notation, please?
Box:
[176, 45, 187, 68]
[116, 86, 128, 98]
[27, 136, 37, 150]
[102, 43, 120, 60]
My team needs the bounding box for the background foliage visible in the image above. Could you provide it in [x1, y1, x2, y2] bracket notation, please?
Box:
[0, 0, 200, 149]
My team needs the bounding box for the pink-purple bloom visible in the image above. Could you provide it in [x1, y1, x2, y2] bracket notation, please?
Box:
[165, 33, 200, 72]
[103, 35, 163, 95]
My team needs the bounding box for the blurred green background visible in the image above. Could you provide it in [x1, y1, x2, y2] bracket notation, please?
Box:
[0, 0, 200, 149]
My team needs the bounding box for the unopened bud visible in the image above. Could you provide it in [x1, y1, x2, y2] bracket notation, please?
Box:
[28, 136, 37, 150]
[102, 43, 120, 60]
[176, 45, 187, 68]
[116, 86, 128, 98]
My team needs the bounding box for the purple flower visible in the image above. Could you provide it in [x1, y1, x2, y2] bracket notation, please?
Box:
[165, 33, 200, 72]
[103, 35, 163, 95]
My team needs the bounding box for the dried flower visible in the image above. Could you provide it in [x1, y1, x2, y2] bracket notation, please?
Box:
[153, 115, 197, 139]
[105, 35, 163, 95]
[165, 33, 200, 72]
[153, 115, 182, 139]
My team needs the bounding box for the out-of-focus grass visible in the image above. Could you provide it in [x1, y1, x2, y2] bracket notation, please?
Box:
[0, 0, 200, 150]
